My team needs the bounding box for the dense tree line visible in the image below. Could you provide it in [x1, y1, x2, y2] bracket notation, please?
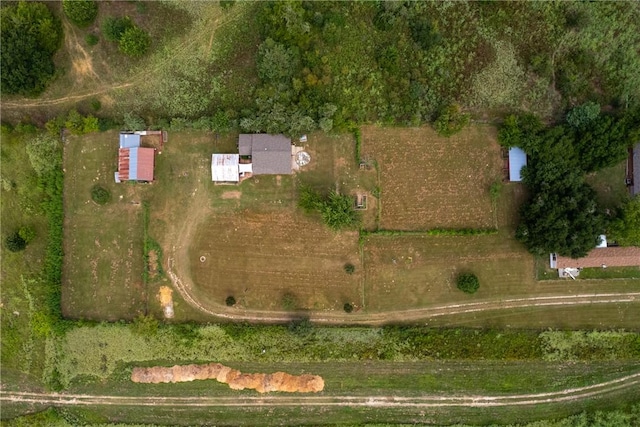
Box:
[500, 106, 640, 258]
[0, 2, 63, 95]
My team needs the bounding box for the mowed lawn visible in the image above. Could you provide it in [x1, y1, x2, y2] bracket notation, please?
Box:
[189, 132, 364, 312]
[363, 233, 533, 311]
[62, 131, 149, 320]
[362, 125, 503, 230]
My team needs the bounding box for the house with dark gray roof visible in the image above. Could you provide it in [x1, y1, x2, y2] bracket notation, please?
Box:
[238, 134, 292, 175]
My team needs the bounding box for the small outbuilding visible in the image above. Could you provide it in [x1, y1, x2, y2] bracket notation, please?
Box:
[508, 147, 527, 182]
[116, 133, 155, 182]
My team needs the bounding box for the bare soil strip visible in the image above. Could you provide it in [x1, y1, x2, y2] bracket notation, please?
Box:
[2, 373, 639, 408]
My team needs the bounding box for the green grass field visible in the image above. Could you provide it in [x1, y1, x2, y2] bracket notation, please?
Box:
[62, 131, 148, 320]
[4, 359, 639, 426]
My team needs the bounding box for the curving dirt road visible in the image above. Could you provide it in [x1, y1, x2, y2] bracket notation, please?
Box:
[169, 248, 640, 326]
[162, 152, 640, 324]
[2, 372, 639, 408]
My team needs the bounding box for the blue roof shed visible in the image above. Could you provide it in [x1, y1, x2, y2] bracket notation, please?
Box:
[508, 147, 527, 182]
[119, 133, 141, 149]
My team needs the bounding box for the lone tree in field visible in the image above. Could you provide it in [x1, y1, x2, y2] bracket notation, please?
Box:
[343, 303, 354, 313]
[1, 2, 63, 95]
[5, 231, 27, 252]
[344, 263, 355, 274]
[91, 185, 111, 205]
[456, 273, 480, 294]
[63, 0, 98, 27]
[225, 296, 236, 307]
[118, 26, 151, 57]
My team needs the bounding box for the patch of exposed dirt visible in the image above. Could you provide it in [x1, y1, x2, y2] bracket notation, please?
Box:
[148, 250, 159, 279]
[221, 191, 242, 199]
[131, 363, 324, 393]
[157, 286, 174, 318]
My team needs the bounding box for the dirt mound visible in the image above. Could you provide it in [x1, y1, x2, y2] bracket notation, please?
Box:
[131, 363, 324, 393]
[157, 286, 174, 318]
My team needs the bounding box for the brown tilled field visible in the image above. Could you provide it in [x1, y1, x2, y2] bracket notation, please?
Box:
[189, 209, 362, 311]
[362, 125, 503, 230]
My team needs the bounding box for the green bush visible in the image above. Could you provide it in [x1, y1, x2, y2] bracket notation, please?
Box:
[489, 181, 502, 203]
[130, 314, 159, 337]
[5, 231, 26, 252]
[118, 26, 151, 57]
[123, 112, 146, 131]
[321, 191, 360, 230]
[90, 98, 101, 111]
[281, 293, 298, 310]
[63, 0, 98, 27]
[101, 16, 133, 42]
[297, 184, 324, 213]
[225, 296, 236, 307]
[566, 101, 600, 129]
[343, 303, 354, 313]
[26, 133, 62, 177]
[433, 104, 470, 137]
[456, 273, 480, 294]
[90, 185, 110, 205]
[18, 225, 36, 244]
[85, 33, 99, 46]
[344, 263, 355, 274]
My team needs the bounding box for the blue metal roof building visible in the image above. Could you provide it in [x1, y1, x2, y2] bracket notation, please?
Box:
[508, 147, 527, 182]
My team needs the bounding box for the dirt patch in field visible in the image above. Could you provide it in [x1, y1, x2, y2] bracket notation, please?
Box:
[131, 363, 324, 393]
[157, 286, 174, 318]
[221, 191, 242, 199]
[148, 250, 159, 279]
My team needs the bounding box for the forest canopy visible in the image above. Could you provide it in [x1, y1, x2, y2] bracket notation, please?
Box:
[0, 1, 62, 96]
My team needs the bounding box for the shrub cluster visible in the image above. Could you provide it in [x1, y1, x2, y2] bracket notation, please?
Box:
[298, 185, 360, 230]
[433, 104, 470, 137]
[45, 109, 100, 136]
[499, 107, 640, 258]
[102, 16, 150, 57]
[63, 0, 98, 27]
[90, 185, 110, 205]
[352, 127, 362, 165]
[5, 231, 26, 252]
[456, 273, 480, 294]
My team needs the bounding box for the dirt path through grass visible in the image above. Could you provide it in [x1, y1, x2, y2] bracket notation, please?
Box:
[1, 4, 245, 111]
[2, 372, 639, 408]
[167, 199, 640, 327]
